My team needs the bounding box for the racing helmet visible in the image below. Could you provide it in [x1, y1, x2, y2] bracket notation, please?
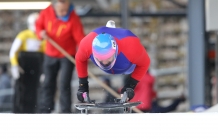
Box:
[27, 12, 39, 32]
[92, 33, 118, 70]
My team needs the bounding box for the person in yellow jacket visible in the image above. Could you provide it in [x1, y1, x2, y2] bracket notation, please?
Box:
[9, 12, 45, 113]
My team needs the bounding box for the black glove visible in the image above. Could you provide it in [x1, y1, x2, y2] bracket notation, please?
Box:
[120, 88, 135, 103]
[77, 77, 91, 103]
[120, 76, 139, 102]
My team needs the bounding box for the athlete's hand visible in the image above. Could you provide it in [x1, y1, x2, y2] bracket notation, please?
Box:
[77, 77, 91, 103]
[120, 88, 134, 103]
[120, 76, 138, 102]
[77, 91, 91, 103]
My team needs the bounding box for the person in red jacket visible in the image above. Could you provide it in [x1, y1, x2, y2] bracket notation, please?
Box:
[35, 0, 85, 113]
[75, 20, 150, 103]
[130, 71, 156, 111]
[130, 72, 186, 113]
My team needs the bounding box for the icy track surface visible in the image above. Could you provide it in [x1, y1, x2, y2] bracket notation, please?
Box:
[1, 113, 218, 139]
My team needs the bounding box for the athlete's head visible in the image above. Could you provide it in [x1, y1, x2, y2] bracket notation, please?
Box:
[27, 12, 39, 32]
[92, 33, 118, 70]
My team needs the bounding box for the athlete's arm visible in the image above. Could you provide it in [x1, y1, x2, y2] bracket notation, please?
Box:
[123, 37, 150, 81]
[75, 33, 96, 78]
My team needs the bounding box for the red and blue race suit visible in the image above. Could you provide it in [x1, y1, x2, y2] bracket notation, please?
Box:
[76, 26, 150, 81]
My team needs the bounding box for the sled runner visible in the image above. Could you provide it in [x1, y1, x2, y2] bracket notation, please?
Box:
[74, 101, 141, 114]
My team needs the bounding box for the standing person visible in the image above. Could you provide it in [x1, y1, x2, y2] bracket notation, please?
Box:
[9, 12, 45, 113]
[35, 0, 85, 113]
[75, 20, 150, 103]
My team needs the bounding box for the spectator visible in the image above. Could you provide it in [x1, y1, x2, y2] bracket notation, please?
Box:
[35, 0, 85, 113]
[9, 12, 45, 113]
[130, 72, 186, 113]
[0, 64, 11, 90]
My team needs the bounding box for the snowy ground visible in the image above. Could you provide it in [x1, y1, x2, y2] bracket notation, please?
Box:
[1, 113, 218, 139]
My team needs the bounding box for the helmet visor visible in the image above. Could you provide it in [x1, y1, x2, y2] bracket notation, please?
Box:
[94, 54, 116, 70]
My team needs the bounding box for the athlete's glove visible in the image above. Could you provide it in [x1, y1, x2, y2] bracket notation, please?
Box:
[120, 76, 139, 103]
[77, 77, 91, 103]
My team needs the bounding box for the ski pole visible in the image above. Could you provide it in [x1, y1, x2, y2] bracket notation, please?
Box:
[47, 37, 143, 113]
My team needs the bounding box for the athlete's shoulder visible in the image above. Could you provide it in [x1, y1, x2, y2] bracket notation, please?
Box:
[92, 26, 137, 39]
[81, 31, 98, 43]
[77, 31, 97, 59]
[79, 32, 97, 49]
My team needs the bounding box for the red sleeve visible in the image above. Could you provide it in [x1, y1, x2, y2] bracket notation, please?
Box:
[121, 37, 150, 81]
[35, 9, 46, 40]
[71, 12, 85, 48]
[75, 32, 97, 78]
